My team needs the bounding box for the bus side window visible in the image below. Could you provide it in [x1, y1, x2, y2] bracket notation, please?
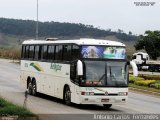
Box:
[48, 45, 55, 60]
[29, 45, 35, 60]
[55, 45, 63, 61]
[72, 45, 80, 60]
[42, 45, 48, 60]
[55, 45, 59, 60]
[63, 45, 72, 61]
[34, 45, 40, 60]
[21, 45, 25, 59]
[25, 45, 29, 59]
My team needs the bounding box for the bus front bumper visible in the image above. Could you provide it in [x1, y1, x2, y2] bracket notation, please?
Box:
[79, 95, 128, 104]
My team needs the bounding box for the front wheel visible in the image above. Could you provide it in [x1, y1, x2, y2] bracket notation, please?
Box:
[28, 81, 33, 95]
[103, 104, 112, 109]
[64, 87, 71, 105]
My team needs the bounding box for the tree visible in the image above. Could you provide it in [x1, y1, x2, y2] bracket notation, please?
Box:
[134, 30, 160, 60]
[129, 31, 132, 35]
[118, 29, 123, 33]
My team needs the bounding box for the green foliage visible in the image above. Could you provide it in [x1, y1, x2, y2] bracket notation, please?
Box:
[150, 82, 160, 89]
[0, 18, 138, 41]
[129, 74, 160, 90]
[134, 80, 156, 87]
[134, 30, 160, 60]
[129, 74, 145, 83]
[129, 83, 160, 93]
[0, 98, 34, 117]
[0, 99, 12, 108]
[139, 74, 160, 80]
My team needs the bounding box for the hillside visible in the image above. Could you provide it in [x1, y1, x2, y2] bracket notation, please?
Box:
[0, 18, 138, 44]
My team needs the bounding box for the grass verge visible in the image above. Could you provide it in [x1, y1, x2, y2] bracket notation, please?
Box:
[129, 83, 160, 94]
[0, 98, 35, 117]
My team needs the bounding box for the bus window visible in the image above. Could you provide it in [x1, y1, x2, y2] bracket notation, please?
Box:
[63, 45, 72, 61]
[48, 45, 55, 60]
[72, 45, 80, 60]
[42, 45, 48, 60]
[25, 45, 29, 59]
[34, 45, 40, 60]
[55, 45, 63, 61]
[21, 45, 25, 59]
[29, 45, 35, 59]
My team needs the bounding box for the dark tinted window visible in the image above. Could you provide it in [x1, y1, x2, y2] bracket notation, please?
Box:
[55, 45, 63, 60]
[63, 45, 72, 61]
[21, 45, 25, 59]
[42, 45, 48, 60]
[72, 45, 79, 60]
[34, 45, 40, 60]
[25, 45, 29, 59]
[48, 45, 55, 60]
[29, 46, 35, 59]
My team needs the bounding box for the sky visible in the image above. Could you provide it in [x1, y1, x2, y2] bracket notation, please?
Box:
[0, 0, 160, 35]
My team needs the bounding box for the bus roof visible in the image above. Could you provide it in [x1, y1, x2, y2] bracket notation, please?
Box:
[22, 38, 125, 47]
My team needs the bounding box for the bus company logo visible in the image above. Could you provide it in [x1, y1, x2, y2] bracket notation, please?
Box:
[50, 63, 62, 72]
[30, 63, 44, 72]
[105, 91, 108, 96]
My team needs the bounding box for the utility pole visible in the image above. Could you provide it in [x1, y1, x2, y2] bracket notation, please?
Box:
[36, 0, 39, 40]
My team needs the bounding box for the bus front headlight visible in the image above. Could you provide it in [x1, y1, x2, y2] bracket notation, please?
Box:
[118, 92, 128, 96]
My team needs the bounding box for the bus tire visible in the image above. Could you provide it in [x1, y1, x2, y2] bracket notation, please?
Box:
[149, 66, 154, 72]
[64, 87, 71, 105]
[28, 81, 33, 95]
[103, 104, 112, 109]
[32, 80, 37, 96]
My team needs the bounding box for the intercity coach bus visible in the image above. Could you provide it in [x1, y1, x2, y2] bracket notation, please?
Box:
[20, 38, 138, 109]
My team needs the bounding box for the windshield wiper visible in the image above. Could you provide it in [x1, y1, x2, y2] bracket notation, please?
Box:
[109, 66, 116, 81]
[98, 74, 105, 82]
[98, 63, 107, 83]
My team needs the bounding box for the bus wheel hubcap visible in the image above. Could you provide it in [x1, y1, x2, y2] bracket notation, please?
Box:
[32, 85, 36, 94]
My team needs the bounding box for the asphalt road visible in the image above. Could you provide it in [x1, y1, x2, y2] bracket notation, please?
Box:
[0, 59, 160, 120]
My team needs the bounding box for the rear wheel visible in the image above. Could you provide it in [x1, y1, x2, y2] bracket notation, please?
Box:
[32, 80, 37, 96]
[103, 104, 112, 109]
[137, 65, 142, 71]
[149, 65, 155, 72]
[64, 87, 71, 105]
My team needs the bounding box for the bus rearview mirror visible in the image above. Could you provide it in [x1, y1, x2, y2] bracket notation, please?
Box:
[130, 61, 138, 77]
[77, 60, 83, 76]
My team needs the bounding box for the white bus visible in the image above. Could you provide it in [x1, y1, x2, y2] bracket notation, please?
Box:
[20, 38, 138, 109]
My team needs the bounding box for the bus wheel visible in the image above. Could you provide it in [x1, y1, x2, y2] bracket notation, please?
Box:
[28, 81, 33, 95]
[32, 80, 37, 96]
[103, 104, 112, 109]
[64, 87, 71, 105]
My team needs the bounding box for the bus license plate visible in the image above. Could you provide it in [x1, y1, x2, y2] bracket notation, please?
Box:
[101, 99, 109, 102]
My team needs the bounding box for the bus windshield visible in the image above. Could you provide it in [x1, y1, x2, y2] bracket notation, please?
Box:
[83, 61, 128, 87]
